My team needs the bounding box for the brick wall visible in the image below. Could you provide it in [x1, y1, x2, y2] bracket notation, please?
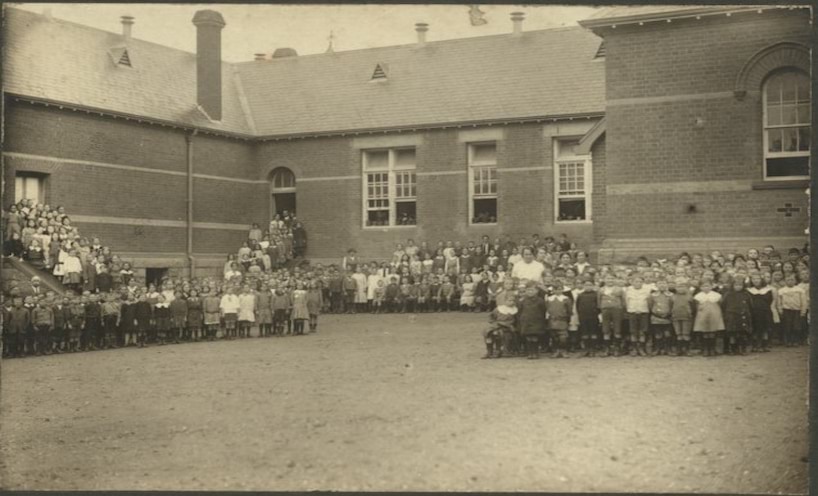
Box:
[598, 8, 811, 243]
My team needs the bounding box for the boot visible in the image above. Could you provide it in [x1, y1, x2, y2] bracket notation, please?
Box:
[481, 341, 494, 359]
[637, 343, 647, 357]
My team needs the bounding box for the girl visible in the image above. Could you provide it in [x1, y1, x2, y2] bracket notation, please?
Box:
[220, 287, 240, 339]
[21, 219, 36, 249]
[120, 293, 137, 346]
[290, 281, 309, 335]
[693, 280, 725, 357]
[120, 262, 135, 286]
[432, 249, 446, 274]
[366, 269, 381, 312]
[154, 295, 172, 345]
[255, 284, 273, 337]
[352, 267, 368, 313]
[778, 274, 807, 347]
[238, 285, 257, 338]
[186, 289, 204, 341]
[518, 282, 547, 359]
[460, 274, 476, 311]
[306, 280, 323, 332]
[417, 276, 430, 313]
[421, 252, 434, 275]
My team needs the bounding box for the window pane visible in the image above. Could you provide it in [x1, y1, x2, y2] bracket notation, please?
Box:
[797, 76, 810, 103]
[394, 148, 416, 169]
[781, 104, 797, 125]
[365, 150, 389, 170]
[798, 127, 810, 152]
[558, 198, 586, 221]
[782, 79, 796, 103]
[782, 128, 798, 152]
[768, 129, 783, 152]
[767, 105, 781, 126]
[367, 210, 389, 226]
[471, 143, 497, 164]
[766, 78, 781, 103]
[396, 202, 416, 225]
[797, 104, 810, 125]
[767, 156, 809, 178]
[473, 198, 497, 224]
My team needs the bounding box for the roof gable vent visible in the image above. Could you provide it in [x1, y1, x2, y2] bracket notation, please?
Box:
[371, 63, 388, 81]
[594, 41, 606, 59]
[118, 49, 132, 67]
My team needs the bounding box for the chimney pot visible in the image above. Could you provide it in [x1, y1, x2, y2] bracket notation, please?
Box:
[511, 11, 525, 35]
[254, 53, 267, 61]
[192, 10, 226, 121]
[272, 47, 298, 58]
[415, 22, 429, 46]
[121, 15, 134, 40]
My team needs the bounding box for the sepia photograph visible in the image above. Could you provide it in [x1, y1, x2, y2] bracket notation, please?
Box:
[0, 2, 812, 492]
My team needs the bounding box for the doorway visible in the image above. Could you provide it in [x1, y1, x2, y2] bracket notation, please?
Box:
[269, 167, 296, 219]
[145, 268, 169, 288]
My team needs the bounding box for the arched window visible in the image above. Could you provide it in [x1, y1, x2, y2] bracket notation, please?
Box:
[763, 70, 810, 180]
[270, 167, 296, 191]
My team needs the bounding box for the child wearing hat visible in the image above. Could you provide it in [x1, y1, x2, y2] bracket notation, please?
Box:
[546, 282, 573, 358]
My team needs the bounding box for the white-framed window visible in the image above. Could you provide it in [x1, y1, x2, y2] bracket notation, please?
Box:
[362, 148, 416, 227]
[468, 142, 498, 224]
[554, 139, 592, 223]
[763, 70, 810, 180]
[15, 173, 45, 203]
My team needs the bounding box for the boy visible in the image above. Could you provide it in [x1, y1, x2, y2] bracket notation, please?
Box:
[372, 280, 386, 313]
[598, 276, 626, 356]
[518, 281, 547, 359]
[385, 276, 400, 313]
[5, 298, 30, 358]
[83, 294, 103, 351]
[343, 269, 357, 314]
[648, 279, 674, 356]
[575, 280, 600, 357]
[52, 296, 71, 353]
[134, 293, 153, 347]
[169, 291, 188, 343]
[271, 285, 290, 336]
[31, 298, 54, 355]
[67, 296, 85, 352]
[625, 276, 651, 356]
[546, 282, 573, 358]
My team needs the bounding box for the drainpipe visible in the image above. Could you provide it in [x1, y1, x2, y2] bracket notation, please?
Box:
[186, 130, 198, 278]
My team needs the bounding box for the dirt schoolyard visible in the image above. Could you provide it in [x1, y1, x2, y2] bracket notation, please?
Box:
[0, 313, 808, 492]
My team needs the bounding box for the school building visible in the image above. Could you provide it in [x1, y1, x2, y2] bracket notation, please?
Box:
[2, 5, 811, 278]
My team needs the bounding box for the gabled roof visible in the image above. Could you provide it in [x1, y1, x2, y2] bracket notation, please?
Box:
[237, 26, 605, 136]
[2, 7, 254, 134]
[3, 7, 605, 138]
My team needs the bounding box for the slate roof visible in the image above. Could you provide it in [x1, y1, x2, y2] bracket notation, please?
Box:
[3, 6, 606, 138]
[2, 7, 254, 135]
[237, 27, 606, 136]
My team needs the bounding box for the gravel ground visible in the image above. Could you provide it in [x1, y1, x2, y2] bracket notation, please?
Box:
[0, 313, 808, 492]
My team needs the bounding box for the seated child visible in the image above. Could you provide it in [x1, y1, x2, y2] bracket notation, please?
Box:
[482, 301, 518, 359]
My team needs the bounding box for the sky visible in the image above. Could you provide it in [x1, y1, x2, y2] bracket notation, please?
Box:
[11, 3, 601, 62]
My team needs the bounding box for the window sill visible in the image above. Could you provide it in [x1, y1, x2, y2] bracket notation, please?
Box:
[469, 223, 499, 227]
[362, 225, 417, 230]
[752, 179, 810, 190]
[555, 220, 593, 224]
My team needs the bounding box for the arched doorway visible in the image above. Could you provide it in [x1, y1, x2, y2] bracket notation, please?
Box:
[269, 167, 296, 219]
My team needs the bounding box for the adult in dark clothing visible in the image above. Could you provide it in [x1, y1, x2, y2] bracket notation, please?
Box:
[292, 222, 307, 258]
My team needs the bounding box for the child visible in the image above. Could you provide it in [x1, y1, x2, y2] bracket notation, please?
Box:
[372, 280, 386, 314]
[778, 274, 807, 347]
[428, 276, 442, 312]
[291, 282, 309, 335]
[343, 270, 358, 314]
[385, 276, 400, 313]
[693, 281, 725, 357]
[31, 298, 54, 356]
[5, 298, 29, 358]
[67, 296, 85, 352]
[671, 280, 694, 356]
[83, 294, 103, 351]
[518, 281, 547, 359]
[747, 274, 773, 352]
[306, 280, 323, 332]
[624, 276, 651, 356]
[598, 276, 626, 356]
[474, 272, 490, 312]
[52, 296, 71, 353]
[154, 294, 172, 345]
[439, 276, 456, 312]
[648, 279, 674, 356]
[202, 287, 221, 341]
[460, 275, 476, 311]
[271, 286, 291, 336]
[184, 289, 203, 341]
[482, 300, 517, 359]
[576, 280, 600, 357]
[721, 279, 753, 355]
[546, 283, 573, 358]
[168, 291, 188, 343]
[101, 293, 121, 349]
[255, 285, 273, 337]
[238, 286, 256, 338]
[120, 293, 137, 346]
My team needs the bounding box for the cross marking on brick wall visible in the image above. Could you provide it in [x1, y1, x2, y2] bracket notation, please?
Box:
[777, 203, 801, 217]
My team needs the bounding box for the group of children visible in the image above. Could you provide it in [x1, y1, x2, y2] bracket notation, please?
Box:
[2, 199, 130, 296]
[229, 213, 308, 275]
[479, 246, 810, 359]
[2, 273, 326, 358]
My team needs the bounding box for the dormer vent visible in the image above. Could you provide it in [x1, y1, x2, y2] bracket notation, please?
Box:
[118, 49, 132, 67]
[594, 41, 606, 59]
[371, 63, 388, 81]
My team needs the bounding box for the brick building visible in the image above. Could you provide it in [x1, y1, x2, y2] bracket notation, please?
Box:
[1, 5, 811, 278]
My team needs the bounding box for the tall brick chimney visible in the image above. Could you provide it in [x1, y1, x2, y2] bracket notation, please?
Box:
[192, 10, 226, 121]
